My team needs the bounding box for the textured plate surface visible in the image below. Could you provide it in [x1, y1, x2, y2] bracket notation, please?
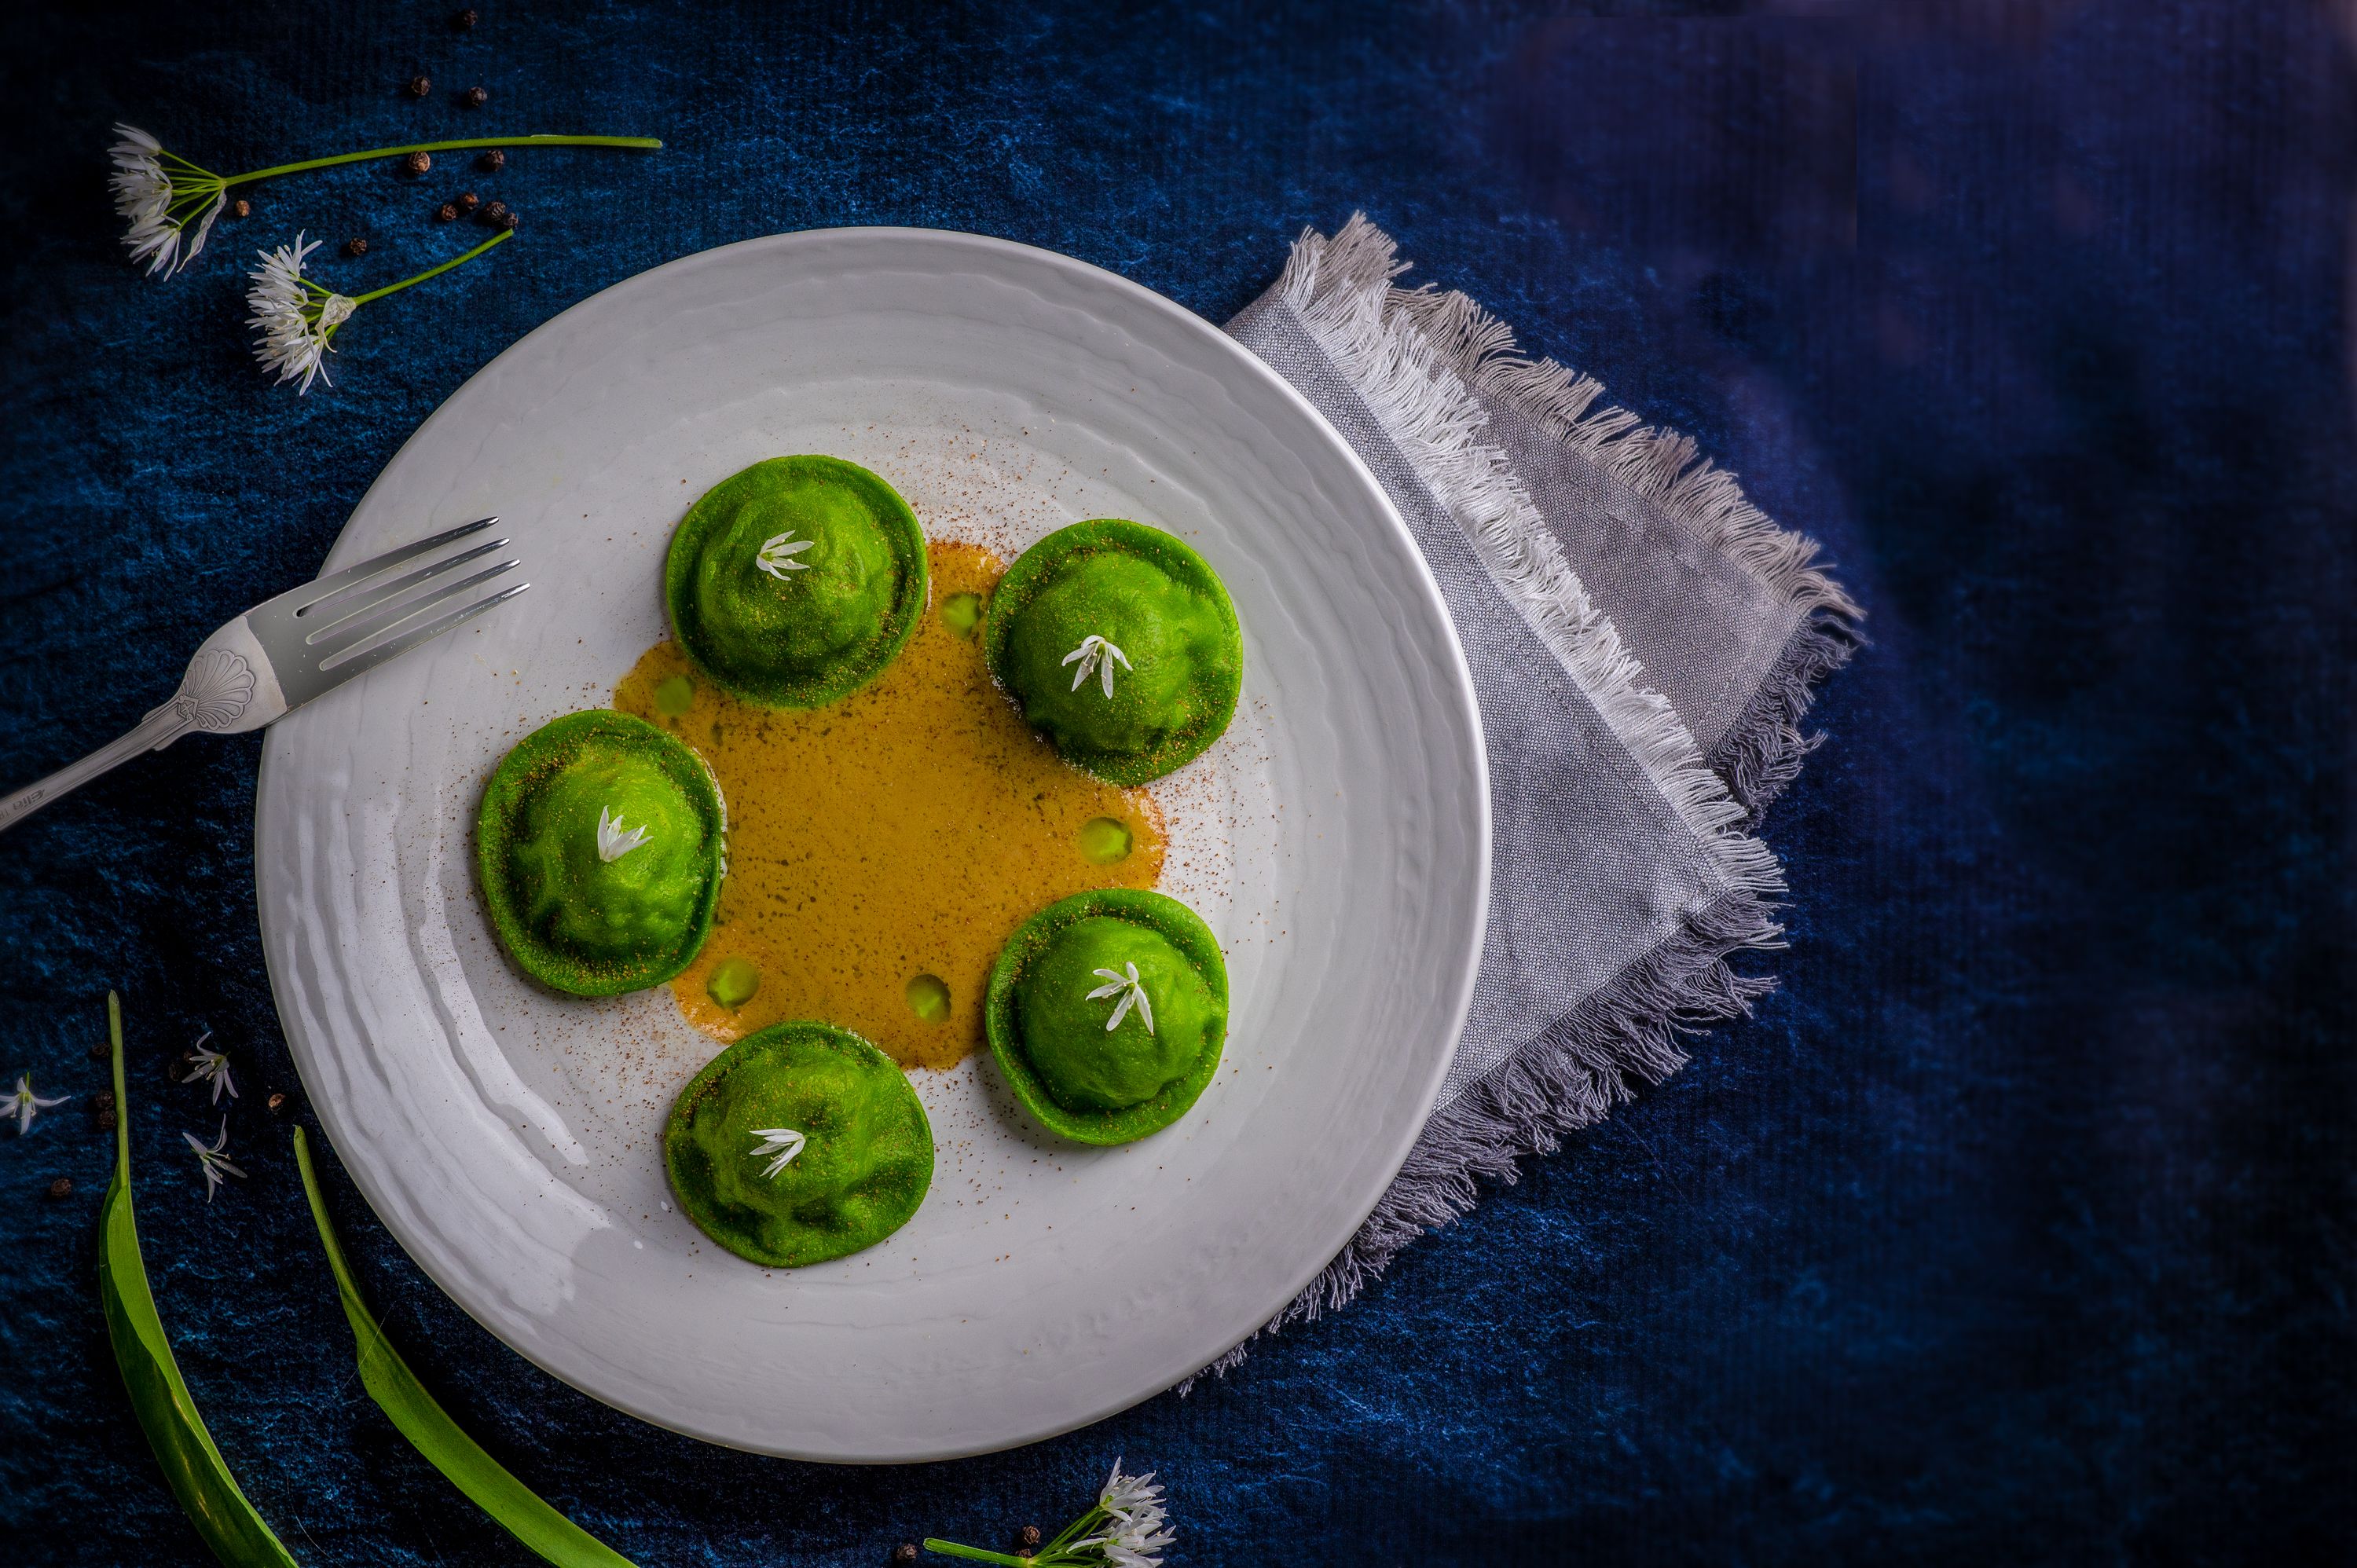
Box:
[255, 229, 1487, 1462]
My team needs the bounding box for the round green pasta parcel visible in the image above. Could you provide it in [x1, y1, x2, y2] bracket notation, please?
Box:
[985, 888, 1229, 1145]
[982, 518, 1242, 785]
[665, 454, 929, 708]
[476, 710, 726, 996]
[664, 1021, 935, 1267]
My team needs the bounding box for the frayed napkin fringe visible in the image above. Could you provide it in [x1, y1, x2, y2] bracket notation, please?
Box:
[1182, 216, 1798, 1391]
[1274, 214, 1783, 903]
[1182, 892, 1776, 1389]
[1349, 213, 1861, 817]
[1710, 614, 1857, 816]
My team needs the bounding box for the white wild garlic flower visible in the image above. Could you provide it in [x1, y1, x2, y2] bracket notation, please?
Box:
[1098, 1459, 1166, 1521]
[1061, 635, 1132, 698]
[596, 805, 652, 863]
[110, 124, 226, 279]
[748, 1128, 806, 1178]
[245, 233, 354, 395]
[922, 1454, 1175, 1566]
[1082, 1459, 1175, 1567]
[184, 1118, 248, 1203]
[1094, 1511, 1176, 1568]
[183, 1030, 237, 1105]
[5, 1074, 69, 1136]
[112, 126, 640, 285]
[756, 530, 816, 578]
[1087, 963, 1154, 1035]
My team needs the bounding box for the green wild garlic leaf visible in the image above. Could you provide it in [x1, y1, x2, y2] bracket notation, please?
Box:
[97, 990, 302, 1568]
[292, 1126, 640, 1568]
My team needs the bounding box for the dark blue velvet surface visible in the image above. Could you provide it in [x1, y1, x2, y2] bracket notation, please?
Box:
[3, 2, 2348, 1563]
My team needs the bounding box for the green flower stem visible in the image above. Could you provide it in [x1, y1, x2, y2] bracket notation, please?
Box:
[921, 1543, 1036, 1566]
[349, 228, 512, 306]
[924, 1503, 1110, 1567]
[1046, 1507, 1105, 1552]
[293, 1127, 640, 1567]
[222, 134, 661, 187]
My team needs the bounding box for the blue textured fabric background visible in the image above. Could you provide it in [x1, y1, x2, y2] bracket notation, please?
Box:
[2, 2, 2348, 1563]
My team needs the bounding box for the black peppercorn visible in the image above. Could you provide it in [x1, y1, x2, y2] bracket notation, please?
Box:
[46, 1177, 72, 1199]
[403, 151, 432, 176]
[497, 209, 519, 231]
[478, 147, 505, 172]
[97, 1108, 118, 1132]
[409, 75, 432, 98]
[434, 202, 457, 222]
[454, 7, 478, 28]
[456, 192, 481, 213]
[93, 1090, 115, 1114]
[891, 1547, 918, 1566]
[481, 200, 510, 223]
[165, 1055, 185, 1083]
[346, 236, 369, 257]
[1016, 1526, 1042, 1550]
[268, 1091, 288, 1115]
[464, 86, 489, 108]
[230, 198, 251, 219]
[89, 1035, 108, 1060]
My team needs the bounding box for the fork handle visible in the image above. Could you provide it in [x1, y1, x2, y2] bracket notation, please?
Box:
[0, 702, 197, 835]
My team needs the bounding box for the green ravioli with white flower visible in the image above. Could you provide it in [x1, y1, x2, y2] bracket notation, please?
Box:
[982, 518, 1242, 786]
[476, 710, 725, 997]
[665, 455, 929, 709]
[664, 1020, 935, 1268]
[985, 888, 1228, 1145]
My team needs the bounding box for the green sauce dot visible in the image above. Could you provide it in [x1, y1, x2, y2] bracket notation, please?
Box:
[707, 957, 759, 1009]
[940, 592, 984, 638]
[905, 973, 951, 1023]
[654, 674, 695, 716]
[1078, 816, 1134, 864]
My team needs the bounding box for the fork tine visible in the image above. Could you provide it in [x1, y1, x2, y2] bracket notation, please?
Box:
[301, 537, 511, 641]
[292, 517, 500, 611]
[314, 581, 530, 680]
[311, 560, 521, 666]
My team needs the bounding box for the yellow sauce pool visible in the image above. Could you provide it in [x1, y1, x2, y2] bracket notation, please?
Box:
[614, 540, 1165, 1069]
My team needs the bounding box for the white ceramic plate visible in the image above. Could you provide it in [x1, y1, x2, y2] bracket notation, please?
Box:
[255, 229, 1487, 1462]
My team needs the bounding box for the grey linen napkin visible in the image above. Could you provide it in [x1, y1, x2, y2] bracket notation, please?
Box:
[1197, 217, 1858, 1378]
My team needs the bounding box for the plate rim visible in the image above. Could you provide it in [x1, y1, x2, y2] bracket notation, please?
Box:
[255, 224, 1492, 1459]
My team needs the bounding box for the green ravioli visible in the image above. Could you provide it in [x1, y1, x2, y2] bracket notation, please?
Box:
[985, 888, 1228, 1145]
[664, 1021, 935, 1267]
[665, 455, 929, 708]
[476, 710, 725, 997]
[983, 518, 1242, 785]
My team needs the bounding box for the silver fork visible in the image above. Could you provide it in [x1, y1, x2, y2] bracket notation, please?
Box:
[0, 518, 526, 834]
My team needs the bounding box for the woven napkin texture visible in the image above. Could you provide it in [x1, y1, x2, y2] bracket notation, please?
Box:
[1201, 216, 1859, 1377]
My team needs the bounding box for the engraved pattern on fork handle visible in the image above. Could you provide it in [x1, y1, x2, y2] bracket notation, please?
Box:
[0, 650, 255, 834]
[171, 649, 259, 729]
